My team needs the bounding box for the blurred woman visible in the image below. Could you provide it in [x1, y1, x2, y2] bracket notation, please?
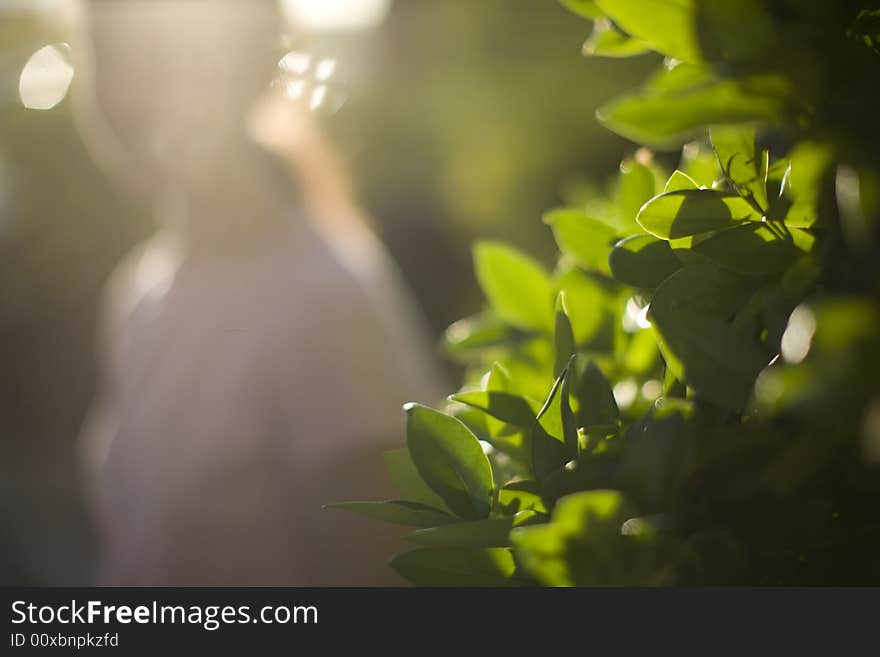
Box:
[72, 0, 446, 585]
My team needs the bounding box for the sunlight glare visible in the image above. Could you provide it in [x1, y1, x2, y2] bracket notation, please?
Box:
[279, 51, 312, 76]
[19, 43, 74, 111]
[315, 58, 337, 82]
[623, 297, 652, 333]
[309, 84, 328, 111]
[285, 78, 306, 99]
[279, 0, 391, 33]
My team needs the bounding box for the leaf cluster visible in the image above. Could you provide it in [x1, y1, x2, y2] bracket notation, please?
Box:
[334, 0, 880, 585]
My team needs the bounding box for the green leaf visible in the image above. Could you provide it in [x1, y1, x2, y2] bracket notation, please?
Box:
[405, 404, 495, 520]
[510, 489, 636, 586]
[474, 242, 553, 332]
[583, 18, 652, 58]
[667, 234, 715, 267]
[692, 223, 812, 276]
[559, 0, 604, 20]
[444, 314, 527, 358]
[407, 517, 514, 548]
[618, 158, 658, 230]
[478, 362, 532, 450]
[775, 142, 835, 228]
[680, 142, 721, 188]
[649, 263, 759, 387]
[710, 125, 769, 211]
[609, 234, 682, 289]
[383, 449, 453, 513]
[390, 547, 517, 587]
[597, 64, 790, 148]
[648, 263, 755, 320]
[649, 268, 769, 408]
[811, 300, 880, 352]
[449, 391, 539, 428]
[554, 292, 576, 377]
[531, 366, 577, 482]
[637, 189, 761, 239]
[623, 327, 661, 374]
[491, 345, 559, 405]
[766, 158, 791, 198]
[664, 170, 699, 192]
[490, 360, 514, 387]
[555, 269, 613, 346]
[617, 403, 694, 510]
[326, 501, 456, 528]
[498, 480, 548, 514]
[594, 0, 701, 62]
[545, 208, 618, 273]
[560, 366, 578, 458]
[662, 355, 686, 395]
[554, 489, 632, 527]
[575, 361, 619, 427]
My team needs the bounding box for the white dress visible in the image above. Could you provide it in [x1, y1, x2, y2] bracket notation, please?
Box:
[81, 212, 446, 585]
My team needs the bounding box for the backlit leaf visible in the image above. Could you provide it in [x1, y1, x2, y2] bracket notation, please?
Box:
[594, 0, 701, 62]
[405, 404, 494, 520]
[649, 268, 769, 408]
[710, 124, 769, 211]
[583, 18, 652, 58]
[545, 208, 618, 273]
[531, 366, 577, 481]
[597, 64, 790, 148]
[554, 292, 576, 377]
[637, 189, 761, 239]
[692, 223, 812, 276]
[474, 242, 553, 332]
[384, 449, 453, 513]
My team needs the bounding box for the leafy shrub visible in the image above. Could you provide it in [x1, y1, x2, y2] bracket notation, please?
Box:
[333, 0, 880, 585]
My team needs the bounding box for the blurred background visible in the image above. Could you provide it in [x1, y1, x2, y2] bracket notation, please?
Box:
[0, 0, 655, 584]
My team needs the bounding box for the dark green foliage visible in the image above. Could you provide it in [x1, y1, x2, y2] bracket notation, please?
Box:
[336, 0, 880, 585]
[609, 235, 681, 289]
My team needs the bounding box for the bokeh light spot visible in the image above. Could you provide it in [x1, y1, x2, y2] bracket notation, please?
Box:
[19, 43, 74, 111]
[781, 305, 817, 364]
[613, 379, 638, 409]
